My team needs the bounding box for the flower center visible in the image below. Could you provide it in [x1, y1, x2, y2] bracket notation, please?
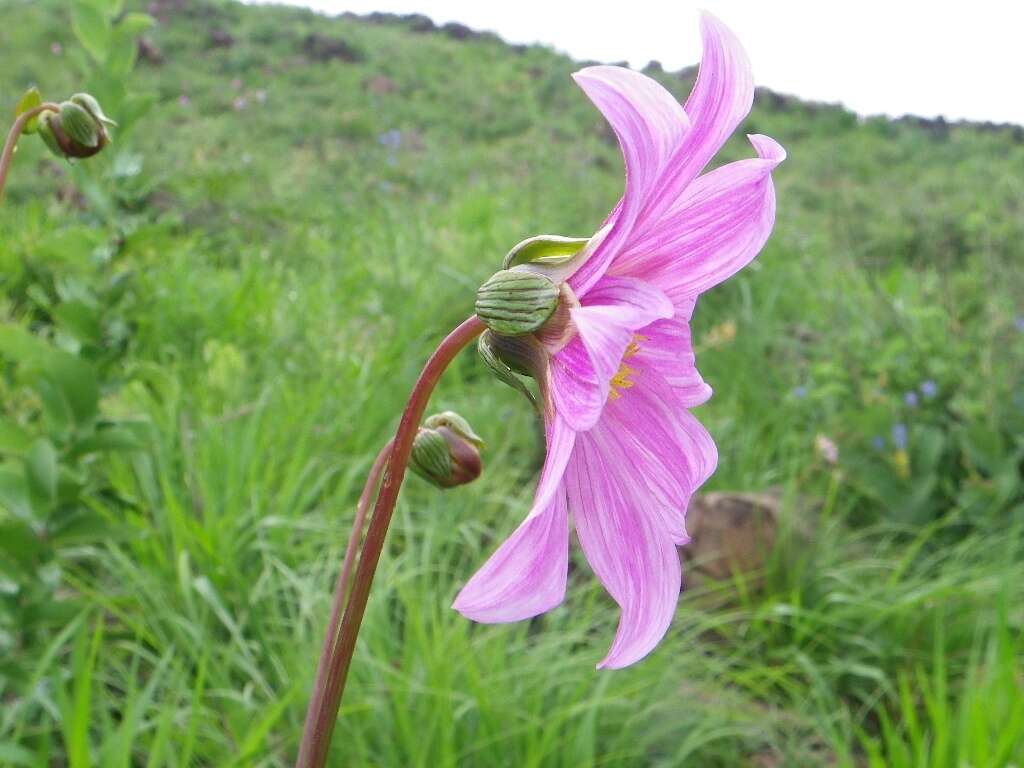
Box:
[608, 335, 646, 400]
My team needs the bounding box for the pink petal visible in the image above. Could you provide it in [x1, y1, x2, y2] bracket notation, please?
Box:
[635, 12, 756, 231]
[565, 424, 682, 669]
[550, 278, 672, 432]
[452, 413, 575, 623]
[634, 317, 712, 408]
[567, 66, 690, 297]
[599, 366, 718, 544]
[613, 134, 785, 306]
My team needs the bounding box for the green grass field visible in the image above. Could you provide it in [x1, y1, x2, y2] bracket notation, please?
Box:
[1, 1, 1023, 765]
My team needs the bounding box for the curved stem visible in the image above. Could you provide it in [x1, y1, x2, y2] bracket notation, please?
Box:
[296, 315, 485, 768]
[0, 103, 60, 201]
[298, 439, 393, 754]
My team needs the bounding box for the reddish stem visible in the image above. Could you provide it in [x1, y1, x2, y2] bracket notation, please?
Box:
[296, 315, 485, 767]
[297, 438, 392, 753]
[0, 102, 59, 201]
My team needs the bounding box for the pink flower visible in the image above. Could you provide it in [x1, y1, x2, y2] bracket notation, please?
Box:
[454, 13, 785, 668]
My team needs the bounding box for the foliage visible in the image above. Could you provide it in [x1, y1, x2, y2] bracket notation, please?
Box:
[0, 0, 1021, 765]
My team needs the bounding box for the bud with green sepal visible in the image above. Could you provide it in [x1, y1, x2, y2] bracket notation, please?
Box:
[475, 270, 560, 336]
[409, 411, 484, 489]
[36, 93, 114, 160]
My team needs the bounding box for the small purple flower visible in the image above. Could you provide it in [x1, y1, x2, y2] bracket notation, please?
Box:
[378, 129, 402, 150]
[1015, 316, 1024, 332]
[920, 380, 938, 399]
[792, 385, 808, 399]
[232, 97, 248, 111]
[892, 423, 908, 450]
[904, 391, 919, 408]
[50, 42, 63, 56]
[871, 435, 886, 451]
[178, 94, 191, 107]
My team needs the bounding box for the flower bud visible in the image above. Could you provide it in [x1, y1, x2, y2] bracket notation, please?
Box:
[478, 330, 546, 411]
[36, 94, 113, 160]
[410, 412, 483, 489]
[475, 269, 559, 336]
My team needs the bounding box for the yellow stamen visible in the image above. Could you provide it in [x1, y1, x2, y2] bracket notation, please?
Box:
[608, 334, 647, 400]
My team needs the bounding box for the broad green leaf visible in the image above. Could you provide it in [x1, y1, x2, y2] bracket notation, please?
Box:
[0, 323, 55, 364]
[25, 438, 58, 511]
[116, 12, 154, 37]
[14, 87, 43, 134]
[44, 354, 100, 428]
[105, 28, 138, 79]
[0, 420, 32, 456]
[71, 3, 111, 63]
[0, 466, 32, 522]
[53, 300, 103, 346]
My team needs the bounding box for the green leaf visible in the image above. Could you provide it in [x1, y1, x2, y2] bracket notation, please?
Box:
[105, 29, 138, 79]
[53, 300, 103, 347]
[0, 323, 56, 365]
[25, 438, 58, 512]
[0, 466, 32, 522]
[116, 12, 154, 37]
[14, 87, 43, 134]
[71, 3, 111, 63]
[44, 354, 100, 428]
[0, 420, 32, 456]
[69, 421, 149, 458]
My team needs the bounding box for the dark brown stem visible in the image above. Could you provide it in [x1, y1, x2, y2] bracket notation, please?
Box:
[0, 102, 60, 201]
[296, 315, 485, 767]
[297, 439, 392, 750]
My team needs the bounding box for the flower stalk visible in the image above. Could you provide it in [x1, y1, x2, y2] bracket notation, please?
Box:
[296, 314, 485, 768]
[0, 102, 60, 201]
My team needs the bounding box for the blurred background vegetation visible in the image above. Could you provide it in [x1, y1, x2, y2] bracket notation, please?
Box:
[0, 0, 1022, 765]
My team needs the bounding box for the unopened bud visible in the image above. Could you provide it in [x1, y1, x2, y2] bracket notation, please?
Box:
[410, 412, 483, 489]
[475, 269, 559, 336]
[37, 94, 113, 160]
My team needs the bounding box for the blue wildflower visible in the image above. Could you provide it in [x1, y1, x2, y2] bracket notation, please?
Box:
[904, 391, 919, 407]
[892, 423, 908, 450]
[871, 435, 886, 451]
[378, 129, 402, 150]
[793, 385, 808, 399]
[920, 380, 938, 399]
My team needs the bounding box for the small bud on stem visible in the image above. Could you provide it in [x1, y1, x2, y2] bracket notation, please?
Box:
[475, 269, 560, 336]
[410, 411, 484, 488]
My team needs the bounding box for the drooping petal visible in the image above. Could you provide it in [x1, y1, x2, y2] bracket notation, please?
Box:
[634, 12, 756, 231]
[599, 366, 718, 543]
[549, 277, 672, 432]
[634, 317, 712, 408]
[565, 425, 682, 669]
[567, 67, 691, 296]
[452, 412, 575, 623]
[452, 489, 569, 623]
[613, 134, 785, 306]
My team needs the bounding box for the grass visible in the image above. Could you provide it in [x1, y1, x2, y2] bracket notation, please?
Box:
[0, 0, 1023, 765]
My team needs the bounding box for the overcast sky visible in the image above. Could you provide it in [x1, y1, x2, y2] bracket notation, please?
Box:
[243, 0, 1022, 125]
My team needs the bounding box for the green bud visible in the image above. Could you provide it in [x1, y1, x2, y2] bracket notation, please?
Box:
[423, 411, 485, 448]
[410, 412, 484, 489]
[70, 93, 118, 127]
[478, 331, 546, 411]
[475, 269, 559, 336]
[36, 95, 113, 160]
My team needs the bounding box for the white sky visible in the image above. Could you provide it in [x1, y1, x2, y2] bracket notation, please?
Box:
[243, 0, 1023, 125]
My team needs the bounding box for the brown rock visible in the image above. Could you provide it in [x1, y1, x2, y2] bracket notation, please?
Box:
[683, 491, 781, 587]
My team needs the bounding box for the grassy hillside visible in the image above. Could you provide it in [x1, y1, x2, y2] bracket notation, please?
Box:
[1, 1, 1022, 765]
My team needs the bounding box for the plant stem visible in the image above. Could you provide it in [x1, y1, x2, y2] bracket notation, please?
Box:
[0, 103, 60, 201]
[296, 314, 485, 768]
[298, 438, 392, 754]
